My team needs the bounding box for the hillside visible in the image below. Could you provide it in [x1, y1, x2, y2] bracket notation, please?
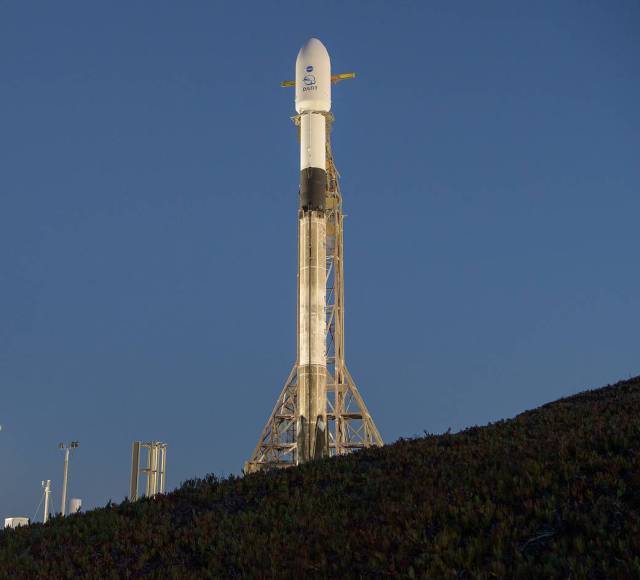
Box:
[1, 377, 639, 578]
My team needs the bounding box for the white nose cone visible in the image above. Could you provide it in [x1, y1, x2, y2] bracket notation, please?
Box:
[295, 38, 331, 113]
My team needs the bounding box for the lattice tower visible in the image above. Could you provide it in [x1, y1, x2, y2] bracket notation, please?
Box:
[245, 115, 382, 473]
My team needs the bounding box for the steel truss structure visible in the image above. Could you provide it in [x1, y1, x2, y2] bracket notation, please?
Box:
[130, 441, 167, 500]
[245, 115, 382, 473]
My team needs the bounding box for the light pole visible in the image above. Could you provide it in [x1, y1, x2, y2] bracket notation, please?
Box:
[59, 441, 79, 516]
[41, 480, 51, 523]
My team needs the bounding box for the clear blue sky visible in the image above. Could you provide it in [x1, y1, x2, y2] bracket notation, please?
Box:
[1, 1, 638, 519]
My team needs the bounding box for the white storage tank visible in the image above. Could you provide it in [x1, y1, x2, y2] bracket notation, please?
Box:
[4, 517, 29, 529]
[69, 498, 82, 514]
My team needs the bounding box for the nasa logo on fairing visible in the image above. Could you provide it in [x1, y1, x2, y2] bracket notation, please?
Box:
[306, 65, 314, 72]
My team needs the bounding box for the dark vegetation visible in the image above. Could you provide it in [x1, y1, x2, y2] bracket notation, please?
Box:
[1, 377, 639, 578]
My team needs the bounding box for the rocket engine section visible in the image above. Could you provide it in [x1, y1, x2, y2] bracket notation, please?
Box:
[295, 38, 331, 462]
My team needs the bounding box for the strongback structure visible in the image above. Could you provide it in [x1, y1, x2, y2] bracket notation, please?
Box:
[245, 38, 382, 473]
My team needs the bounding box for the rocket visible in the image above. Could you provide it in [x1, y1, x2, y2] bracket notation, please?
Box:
[245, 39, 381, 473]
[295, 38, 331, 462]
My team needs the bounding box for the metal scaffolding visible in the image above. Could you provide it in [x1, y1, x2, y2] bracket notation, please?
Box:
[130, 441, 167, 500]
[245, 115, 383, 473]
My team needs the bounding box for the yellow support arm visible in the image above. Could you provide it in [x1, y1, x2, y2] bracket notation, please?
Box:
[331, 72, 356, 84]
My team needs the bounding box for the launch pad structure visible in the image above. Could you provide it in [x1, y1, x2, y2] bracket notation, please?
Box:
[130, 441, 167, 500]
[245, 109, 383, 472]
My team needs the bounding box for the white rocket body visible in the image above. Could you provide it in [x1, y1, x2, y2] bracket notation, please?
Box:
[295, 39, 331, 462]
